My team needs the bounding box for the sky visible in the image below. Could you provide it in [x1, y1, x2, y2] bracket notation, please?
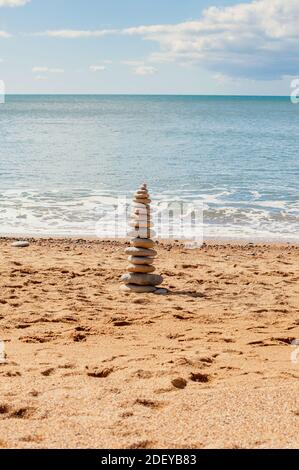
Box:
[0, 0, 298, 95]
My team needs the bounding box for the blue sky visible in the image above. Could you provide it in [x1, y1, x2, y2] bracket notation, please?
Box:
[0, 0, 298, 94]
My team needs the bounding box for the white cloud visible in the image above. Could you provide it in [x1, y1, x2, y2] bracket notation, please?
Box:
[134, 65, 157, 76]
[122, 0, 299, 80]
[0, 31, 12, 38]
[0, 0, 30, 6]
[34, 75, 47, 81]
[89, 65, 107, 72]
[49, 68, 64, 73]
[213, 73, 234, 83]
[121, 60, 143, 67]
[32, 66, 47, 73]
[30, 0, 299, 80]
[32, 66, 64, 73]
[122, 60, 157, 76]
[34, 29, 117, 39]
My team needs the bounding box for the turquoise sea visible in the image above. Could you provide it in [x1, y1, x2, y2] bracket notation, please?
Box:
[0, 95, 298, 241]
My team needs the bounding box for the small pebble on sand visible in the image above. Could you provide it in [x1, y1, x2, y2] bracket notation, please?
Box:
[11, 241, 30, 248]
[171, 377, 187, 389]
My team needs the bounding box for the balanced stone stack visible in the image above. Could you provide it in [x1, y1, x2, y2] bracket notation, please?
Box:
[121, 183, 164, 293]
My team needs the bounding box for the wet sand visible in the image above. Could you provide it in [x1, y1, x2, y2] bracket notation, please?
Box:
[0, 238, 298, 449]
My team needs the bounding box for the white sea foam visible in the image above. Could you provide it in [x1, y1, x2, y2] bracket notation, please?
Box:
[0, 188, 298, 242]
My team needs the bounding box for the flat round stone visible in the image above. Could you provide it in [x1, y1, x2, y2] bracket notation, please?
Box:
[133, 202, 150, 210]
[11, 241, 30, 248]
[132, 209, 151, 218]
[129, 218, 154, 228]
[121, 284, 156, 294]
[131, 238, 155, 249]
[128, 256, 154, 265]
[125, 247, 157, 257]
[134, 191, 149, 199]
[128, 229, 156, 238]
[127, 264, 155, 273]
[131, 212, 150, 220]
[134, 198, 151, 205]
[129, 220, 153, 229]
[121, 273, 163, 286]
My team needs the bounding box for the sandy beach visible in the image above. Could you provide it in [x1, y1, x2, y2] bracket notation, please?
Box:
[0, 237, 298, 449]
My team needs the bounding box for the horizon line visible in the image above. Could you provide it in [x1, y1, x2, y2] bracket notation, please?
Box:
[4, 93, 291, 98]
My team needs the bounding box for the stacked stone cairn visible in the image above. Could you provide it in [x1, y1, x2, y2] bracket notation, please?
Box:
[121, 183, 164, 293]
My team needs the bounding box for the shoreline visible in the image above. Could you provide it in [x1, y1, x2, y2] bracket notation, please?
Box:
[1, 235, 299, 248]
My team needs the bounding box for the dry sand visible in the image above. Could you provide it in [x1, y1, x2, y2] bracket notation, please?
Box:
[0, 237, 298, 449]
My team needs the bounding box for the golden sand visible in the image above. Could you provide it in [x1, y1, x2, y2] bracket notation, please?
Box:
[0, 238, 298, 449]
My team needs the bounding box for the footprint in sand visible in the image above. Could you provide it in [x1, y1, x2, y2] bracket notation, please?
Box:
[134, 398, 166, 410]
[0, 369, 21, 377]
[9, 407, 37, 419]
[86, 366, 114, 378]
[0, 404, 37, 419]
[131, 369, 154, 379]
[128, 440, 154, 449]
[222, 337, 236, 343]
[20, 435, 44, 444]
[173, 314, 193, 320]
[15, 324, 31, 330]
[71, 332, 87, 342]
[189, 372, 211, 383]
[132, 298, 149, 305]
[112, 320, 132, 327]
[0, 404, 10, 416]
[41, 368, 55, 377]
[247, 340, 269, 346]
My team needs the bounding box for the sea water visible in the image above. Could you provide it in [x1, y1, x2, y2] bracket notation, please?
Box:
[0, 95, 298, 241]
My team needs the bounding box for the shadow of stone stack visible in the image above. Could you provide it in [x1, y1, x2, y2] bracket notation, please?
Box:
[121, 183, 164, 293]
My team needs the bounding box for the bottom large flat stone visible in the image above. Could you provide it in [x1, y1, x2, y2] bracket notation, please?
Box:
[121, 273, 163, 286]
[120, 284, 157, 294]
